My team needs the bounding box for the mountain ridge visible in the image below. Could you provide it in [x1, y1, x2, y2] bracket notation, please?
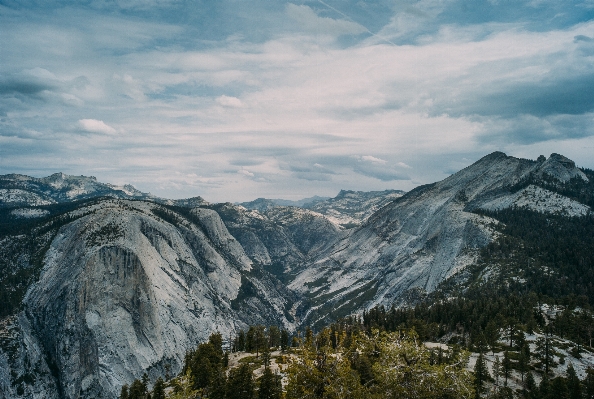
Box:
[1, 151, 593, 398]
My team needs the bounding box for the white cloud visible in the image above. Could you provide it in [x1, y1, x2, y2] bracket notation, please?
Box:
[3, 3, 594, 202]
[78, 119, 117, 135]
[216, 95, 243, 108]
[360, 155, 387, 164]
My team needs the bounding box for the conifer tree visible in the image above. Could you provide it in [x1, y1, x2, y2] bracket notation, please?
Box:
[120, 384, 129, 399]
[151, 377, 165, 399]
[209, 367, 227, 399]
[281, 329, 289, 351]
[227, 363, 255, 399]
[237, 330, 246, 352]
[586, 367, 594, 399]
[258, 368, 282, 399]
[493, 355, 502, 390]
[525, 371, 536, 396]
[268, 326, 280, 349]
[502, 351, 512, 387]
[550, 377, 569, 399]
[128, 378, 147, 399]
[474, 352, 490, 398]
[566, 363, 582, 399]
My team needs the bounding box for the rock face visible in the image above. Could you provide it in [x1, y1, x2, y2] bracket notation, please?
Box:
[290, 152, 591, 327]
[0, 152, 591, 398]
[209, 203, 342, 274]
[304, 189, 405, 228]
[2, 200, 294, 398]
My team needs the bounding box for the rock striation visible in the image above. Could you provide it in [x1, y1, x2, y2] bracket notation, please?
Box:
[290, 152, 591, 327]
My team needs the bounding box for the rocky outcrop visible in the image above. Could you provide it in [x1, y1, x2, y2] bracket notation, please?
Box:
[3, 200, 293, 398]
[290, 152, 591, 327]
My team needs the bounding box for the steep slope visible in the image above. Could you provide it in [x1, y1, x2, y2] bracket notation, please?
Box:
[291, 152, 591, 327]
[209, 203, 341, 279]
[304, 189, 405, 228]
[0, 200, 294, 399]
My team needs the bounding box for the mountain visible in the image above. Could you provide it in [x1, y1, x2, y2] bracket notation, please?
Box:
[0, 173, 208, 211]
[0, 200, 295, 398]
[240, 189, 405, 229]
[208, 203, 341, 277]
[1, 152, 593, 398]
[289, 152, 591, 327]
[239, 196, 330, 212]
[304, 189, 405, 228]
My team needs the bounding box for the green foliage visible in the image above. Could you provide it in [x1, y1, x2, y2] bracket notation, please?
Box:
[227, 364, 255, 399]
[284, 328, 474, 399]
[474, 352, 490, 397]
[258, 368, 282, 399]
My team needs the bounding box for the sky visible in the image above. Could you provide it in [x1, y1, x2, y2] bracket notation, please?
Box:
[1, 0, 594, 203]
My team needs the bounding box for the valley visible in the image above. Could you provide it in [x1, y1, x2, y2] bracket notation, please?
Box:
[1, 152, 593, 398]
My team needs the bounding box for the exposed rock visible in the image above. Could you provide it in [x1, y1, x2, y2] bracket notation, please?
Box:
[3, 200, 293, 398]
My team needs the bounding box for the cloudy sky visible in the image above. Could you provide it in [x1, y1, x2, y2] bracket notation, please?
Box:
[1, 0, 594, 202]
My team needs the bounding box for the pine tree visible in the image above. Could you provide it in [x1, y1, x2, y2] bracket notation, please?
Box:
[539, 375, 551, 399]
[120, 384, 129, 399]
[518, 342, 530, 382]
[502, 351, 512, 387]
[474, 352, 490, 398]
[281, 329, 289, 351]
[151, 377, 165, 399]
[493, 355, 502, 390]
[258, 368, 282, 399]
[525, 371, 536, 396]
[566, 363, 582, 399]
[128, 378, 146, 399]
[237, 330, 246, 352]
[586, 367, 594, 399]
[268, 326, 280, 349]
[550, 377, 569, 399]
[209, 367, 227, 399]
[227, 363, 255, 399]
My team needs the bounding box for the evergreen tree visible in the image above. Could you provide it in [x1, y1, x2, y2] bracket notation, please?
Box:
[128, 379, 146, 399]
[485, 321, 500, 354]
[536, 334, 553, 375]
[474, 352, 490, 398]
[281, 329, 289, 351]
[227, 363, 255, 399]
[258, 368, 282, 399]
[550, 377, 569, 399]
[539, 375, 551, 399]
[254, 325, 266, 358]
[268, 326, 280, 349]
[502, 351, 512, 387]
[518, 342, 531, 382]
[493, 355, 502, 390]
[209, 367, 227, 399]
[586, 367, 594, 399]
[525, 371, 536, 396]
[169, 369, 198, 399]
[151, 377, 165, 399]
[209, 332, 223, 356]
[566, 363, 582, 399]
[246, 327, 255, 352]
[237, 330, 246, 352]
[120, 384, 129, 399]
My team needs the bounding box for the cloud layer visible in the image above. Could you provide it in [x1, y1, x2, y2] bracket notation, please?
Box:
[1, 1, 594, 202]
